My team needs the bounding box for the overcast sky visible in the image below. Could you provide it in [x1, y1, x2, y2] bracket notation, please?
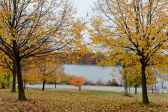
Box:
[69, 0, 96, 42]
[72, 0, 96, 18]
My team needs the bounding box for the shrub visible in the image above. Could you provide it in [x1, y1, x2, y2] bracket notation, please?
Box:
[69, 77, 85, 91]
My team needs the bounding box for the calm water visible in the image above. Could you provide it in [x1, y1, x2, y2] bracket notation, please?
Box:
[64, 64, 168, 88]
[64, 64, 122, 83]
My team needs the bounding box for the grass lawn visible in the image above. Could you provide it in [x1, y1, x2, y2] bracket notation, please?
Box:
[0, 89, 168, 112]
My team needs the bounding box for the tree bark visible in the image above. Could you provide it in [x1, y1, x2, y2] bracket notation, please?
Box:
[161, 81, 164, 89]
[16, 58, 27, 100]
[1, 83, 5, 89]
[135, 86, 137, 94]
[13, 39, 26, 100]
[24, 81, 26, 89]
[79, 86, 81, 91]
[123, 65, 128, 96]
[129, 86, 131, 92]
[155, 78, 157, 89]
[11, 62, 16, 92]
[141, 62, 149, 104]
[6, 75, 10, 87]
[42, 80, 46, 91]
[55, 82, 57, 89]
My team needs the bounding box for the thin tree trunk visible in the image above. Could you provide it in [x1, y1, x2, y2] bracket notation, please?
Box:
[155, 80, 157, 94]
[129, 86, 131, 92]
[155, 78, 157, 89]
[42, 80, 46, 91]
[24, 81, 26, 89]
[123, 65, 128, 96]
[1, 83, 5, 89]
[161, 81, 164, 89]
[79, 86, 81, 91]
[16, 58, 27, 100]
[55, 82, 57, 89]
[141, 62, 149, 104]
[135, 86, 137, 94]
[11, 62, 16, 92]
[6, 75, 10, 87]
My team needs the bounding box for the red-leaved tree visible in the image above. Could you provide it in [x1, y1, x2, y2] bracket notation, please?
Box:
[69, 77, 85, 91]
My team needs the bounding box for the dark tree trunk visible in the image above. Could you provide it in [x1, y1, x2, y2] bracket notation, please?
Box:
[55, 82, 57, 89]
[129, 86, 131, 92]
[135, 86, 137, 94]
[1, 83, 5, 89]
[42, 80, 46, 91]
[11, 62, 16, 92]
[141, 62, 149, 104]
[123, 65, 128, 96]
[155, 78, 157, 89]
[24, 81, 26, 89]
[79, 86, 81, 91]
[124, 74, 128, 94]
[16, 58, 27, 100]
[6, 75, 10, 87]
[161, 82, 164, 89]
[13, 39, 26, 100]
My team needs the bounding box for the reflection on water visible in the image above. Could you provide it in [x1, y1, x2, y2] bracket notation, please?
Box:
[64, 64, 122, 83]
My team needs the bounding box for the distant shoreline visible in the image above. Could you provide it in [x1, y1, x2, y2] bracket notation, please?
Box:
[64, 63, 121, 67]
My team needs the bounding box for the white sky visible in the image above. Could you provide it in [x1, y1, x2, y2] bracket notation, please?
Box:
[70, 0, 96, 42]
[72, 0, 96, 18]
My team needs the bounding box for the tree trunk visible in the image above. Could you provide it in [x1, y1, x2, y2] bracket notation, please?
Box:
[161, 81, 164, 89]
[79, 86, 81, 91]
[42, 80, 46, 91]
[55, 82, 57, 89]
[152, 88, 154, 94]
[1, 83, 5, 89]
[141, 62, 149, 104]
[6, 75, 10, 87]
[135, 86, 137, 94]
[24, 81, 26, 89]
[11, 62, 16, 92]
[155, 78, 157, 89]
[123, 65, 128, 96]
[129, 86, 131, 92]
[13, 39, 26, 100]
[16, 58, 27, 100]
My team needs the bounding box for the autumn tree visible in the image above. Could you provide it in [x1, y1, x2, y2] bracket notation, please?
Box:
[0, 67, 11, 89]
[127, 65, 160, 94]
[126, 66, 142, 94]
[22, 68, 37, 89]
[46, 60, 64, 89]
[101, 53, 136, 95]
[0, 75, 9, 89]
[0, 52, 17, 92]
[32, 55, 64, 91]
[150, 66, 168, 89]
[60, 74, 76, 84]
[48, 73, 60, 89]
[69, 76, 86, 91]
[60, 74, 69, 84]
[90, 0, 168, 104]
[0, 0, 85, 100]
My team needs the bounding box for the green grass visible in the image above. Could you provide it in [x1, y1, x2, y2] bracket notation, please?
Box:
[0, 89, 168, 112]
[47, 89, 122, 95]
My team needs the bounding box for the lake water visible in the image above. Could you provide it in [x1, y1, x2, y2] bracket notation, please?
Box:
[64, 64, 122, 83]
[64, 64, 168, 88]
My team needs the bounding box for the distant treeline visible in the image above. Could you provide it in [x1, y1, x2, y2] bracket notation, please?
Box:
[57, 52, 105, 65]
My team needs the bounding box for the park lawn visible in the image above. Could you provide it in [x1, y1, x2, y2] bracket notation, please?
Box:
[0, 89, 168, 112]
